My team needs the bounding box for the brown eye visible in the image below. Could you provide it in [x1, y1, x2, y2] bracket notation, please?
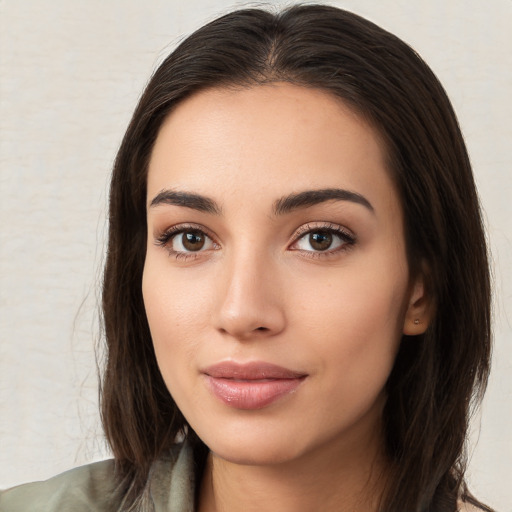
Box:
[179, 231, 205, 251]
[309, 231, 333, 251]
[169, 229, 215, 253]
[291, 225, 354, 254]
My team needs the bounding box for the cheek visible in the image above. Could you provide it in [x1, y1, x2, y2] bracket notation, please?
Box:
[142, 260, 211, 383]
[143, 254, 213, 331]
[294, 257, 407, 330]
[142, 266, 214, 423]
[290, 256, 408, 389]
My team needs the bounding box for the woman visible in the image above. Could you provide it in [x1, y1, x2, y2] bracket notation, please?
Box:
[0, 4, 494, 511]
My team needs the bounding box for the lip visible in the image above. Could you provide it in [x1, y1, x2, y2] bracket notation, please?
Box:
[202, 361, 307, 410]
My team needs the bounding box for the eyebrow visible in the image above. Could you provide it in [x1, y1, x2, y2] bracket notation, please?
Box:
[149, 187, 374, 216]
[149, 189, 221, 214]
[273, 188, 374, 215]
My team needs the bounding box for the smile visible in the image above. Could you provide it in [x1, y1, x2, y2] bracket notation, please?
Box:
[203, 362, 307, 410]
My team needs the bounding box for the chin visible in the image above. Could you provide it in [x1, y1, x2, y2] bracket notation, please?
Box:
[210, 444, 301, 467]
[194, 424, 307, 467]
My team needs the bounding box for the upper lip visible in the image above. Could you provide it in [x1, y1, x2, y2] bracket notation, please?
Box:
[203, 361, 307, 380]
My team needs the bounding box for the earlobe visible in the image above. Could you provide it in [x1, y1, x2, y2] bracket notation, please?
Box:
[403, 274, 433, 335]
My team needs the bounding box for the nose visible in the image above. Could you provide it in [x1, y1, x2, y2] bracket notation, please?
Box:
[214, 249, 286, 340]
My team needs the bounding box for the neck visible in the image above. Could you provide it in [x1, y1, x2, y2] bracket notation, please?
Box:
[197, 421, 388, 512]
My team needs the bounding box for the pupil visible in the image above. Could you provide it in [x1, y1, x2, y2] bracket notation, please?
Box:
[183, 231, 205, 251]
[310, 231, 332, 251]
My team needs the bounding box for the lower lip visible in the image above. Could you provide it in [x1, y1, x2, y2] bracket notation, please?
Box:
[205, 376, 305, 410]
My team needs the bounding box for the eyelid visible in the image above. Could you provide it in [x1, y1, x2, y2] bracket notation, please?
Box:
[154, 222, 215, 242]
[292, 221, 355, 241]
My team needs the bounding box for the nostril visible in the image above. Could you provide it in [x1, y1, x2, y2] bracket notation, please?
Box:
[256, 326, 269, 331]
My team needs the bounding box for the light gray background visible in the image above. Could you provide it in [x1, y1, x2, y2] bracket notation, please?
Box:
[0, 1, 510, 509]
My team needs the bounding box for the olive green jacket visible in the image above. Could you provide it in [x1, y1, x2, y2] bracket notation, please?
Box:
[0, 443, 195, 512]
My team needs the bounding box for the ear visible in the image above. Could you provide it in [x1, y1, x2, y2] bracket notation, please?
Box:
[403, 272, 433, 336]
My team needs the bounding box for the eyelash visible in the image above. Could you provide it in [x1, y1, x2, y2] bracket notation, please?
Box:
[154, 222, 356, 261]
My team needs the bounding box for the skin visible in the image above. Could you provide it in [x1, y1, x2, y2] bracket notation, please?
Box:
[142, 83, 430, 512]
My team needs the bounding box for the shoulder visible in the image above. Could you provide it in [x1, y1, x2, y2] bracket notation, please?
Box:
[0, 443, 195, 512]
[0, 459, 120, 512]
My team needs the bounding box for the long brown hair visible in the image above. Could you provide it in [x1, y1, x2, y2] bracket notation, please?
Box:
[101, 5, 492, 511]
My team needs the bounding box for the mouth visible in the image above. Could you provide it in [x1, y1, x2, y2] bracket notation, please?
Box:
[202, 361, 307, 410]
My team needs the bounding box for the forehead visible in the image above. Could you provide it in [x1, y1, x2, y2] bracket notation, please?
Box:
[147, 83, 396, 213]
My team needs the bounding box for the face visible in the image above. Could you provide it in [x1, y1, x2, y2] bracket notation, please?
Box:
[143, 83, 424, 467]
